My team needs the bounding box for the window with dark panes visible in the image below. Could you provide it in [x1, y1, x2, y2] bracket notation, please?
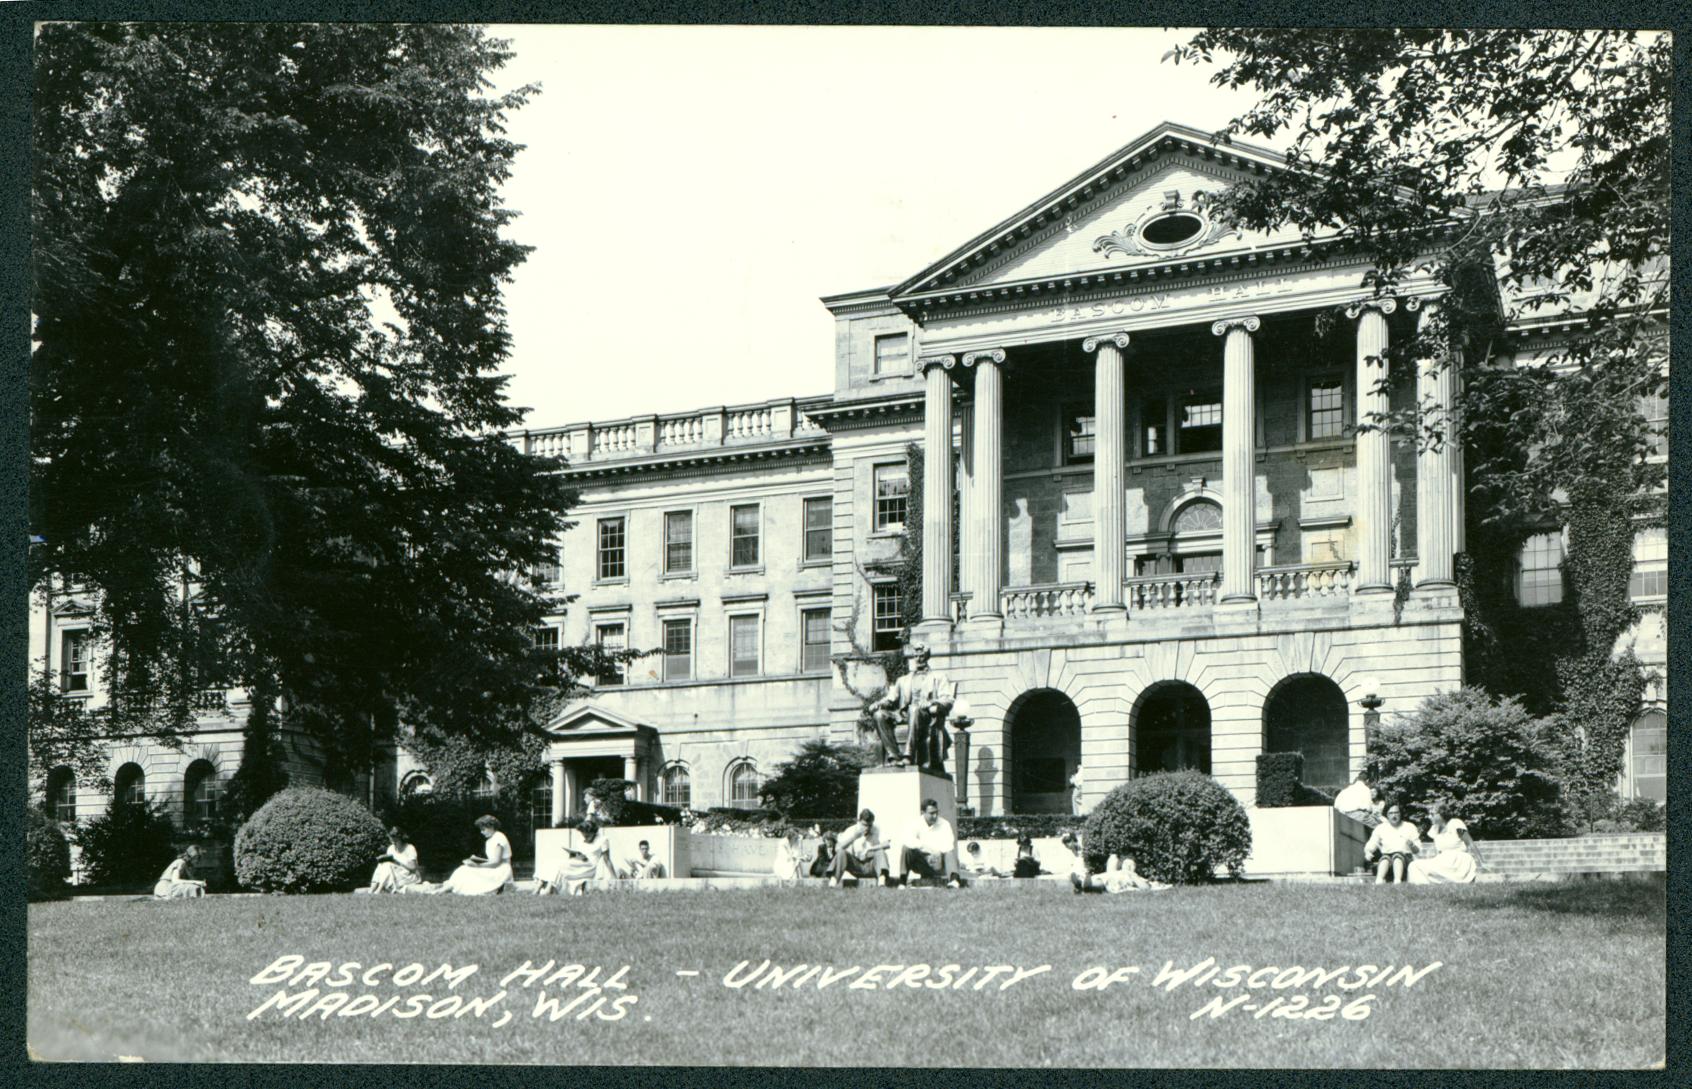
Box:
[1308, 379, 1345, 440]
[1064, 403, 1096, 464]
[1628, 711, 1666, 802]
[1177, 390, 1223, 454]
[1141, 396, 1168, 456]
[1516, 532, 1565, 607]
[874, 465, 909, 531]
[184, 760, 219, 826]
[664, 511, 693, 574]
[60, 630, 90, 693]
[1629, 527, 1667, 600]
[662, 764, 692, 808]
[594, 622, 626, 685]
[730, 505, 761, 568]
[872, 584, 902, 652]
[803, 497, 832, 562]
[801, 607, 832, 673]
[662, 618, 693, 681]
[729, 615, 760, 677]
[597, 517, 626, 580]
[45, 766, 76, 824]
[729, 762, 761, 809]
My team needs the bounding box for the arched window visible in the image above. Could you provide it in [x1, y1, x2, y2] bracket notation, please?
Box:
[1263, 674, 1352, 796]
[45, 766, 77, 824]
[728, 761, 760, 810]
[184, 760, 220, 826]
[526, 771, 553, 833]
[1171, 499, 1223, 534]
[1134, 683, 1211, 776]
[662, 764, 692, 809]
[1006, 689, 1082, 815]
[1626, 711, 1666, 803]
[114, 763, 146, 813]
[469, 772, 496, 811]
[400, 772, 433, 798]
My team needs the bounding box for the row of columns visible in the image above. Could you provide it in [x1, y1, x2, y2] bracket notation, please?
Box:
[918, 295, 1462, 625]
[546, 755, 643, 826]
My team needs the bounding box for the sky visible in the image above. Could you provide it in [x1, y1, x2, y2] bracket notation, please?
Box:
[487, 26, 1263, 429]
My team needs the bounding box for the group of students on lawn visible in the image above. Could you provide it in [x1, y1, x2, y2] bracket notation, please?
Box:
[1333, 778, 1484, 885]
[358, 816, 669, 896]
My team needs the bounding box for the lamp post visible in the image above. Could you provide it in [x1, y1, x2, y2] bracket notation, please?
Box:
[1360, 692, 1384, 753]
[952, 716, 973, 815]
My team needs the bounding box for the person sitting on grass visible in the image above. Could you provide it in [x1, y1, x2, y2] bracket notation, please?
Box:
[537, 820, 618, 895]
[366, 826, 420, 893]
[1334, 776, 1385, 828]
[900, 798, 963, 888]
[1363, 803, 1421, 884]
[1011, 833, 1042, 878]
[962, 841, 1008, 880]
[154, 845, 207, 900]
[1407, 802, 1483, 885]
[808, 832, 837, 878]
[773, 830, 804, 880]
[413, 815, 514, 895]
[1071, 854, 1171, 894]
[627, 839, 666, 880]
[831, 809, 889, 887]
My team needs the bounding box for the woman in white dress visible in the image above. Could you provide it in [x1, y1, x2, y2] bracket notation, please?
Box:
[1363, 804, 1421, 884]
[154, 845, 206, 899]
[772, 830, 803, 881]
[1408, 804, 1483, 884]
[367, 826, 421, 893]
[415, 815, 513, 895]
[537, 820, 618, 895]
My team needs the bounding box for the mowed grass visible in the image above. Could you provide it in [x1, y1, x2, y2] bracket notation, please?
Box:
[29, 879, 1664, 1067]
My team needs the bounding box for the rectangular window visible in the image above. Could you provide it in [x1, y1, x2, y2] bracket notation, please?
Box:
[729, 615, 761, 677]
[1516, 531, 1565, 607]
[1177, 390, 1223, 454]
[1640, 389, 1668, 459]
[530, 626, 560, 653]
[874, 464, 909, 532]
[60, 631, 89, 693]
[803, 497, 833, 563]
[1063, 403, 1096, 464]
[872, 584, 902, 652]
[873, 332, 909, 375]
[1628, 526, 1668, 600]
[664, 510, 693, 575]
[801, 607, 832, 673]
[529, 544, 561, 588]
[596, 517, 626, 581]
[1141, 396, 1168, 457]
[662, 618, 693, 681]
[594, 622, 626, 686]
[1629, 712, 1667, 803]
[1308, 379, 1345, 440]
[730, 505, 761, 568]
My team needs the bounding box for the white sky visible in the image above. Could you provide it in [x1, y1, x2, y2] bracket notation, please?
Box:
[489, 26, 1261, 428]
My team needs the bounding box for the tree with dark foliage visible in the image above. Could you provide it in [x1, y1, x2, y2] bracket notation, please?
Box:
[31, 24, 620, 797]
[758, 739, 875, 819]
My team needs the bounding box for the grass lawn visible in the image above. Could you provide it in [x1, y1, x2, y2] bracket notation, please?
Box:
[28, 879, 1663, 1067]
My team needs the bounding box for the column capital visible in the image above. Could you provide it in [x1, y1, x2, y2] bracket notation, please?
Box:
[961, 348, 1006, 367]
[918, 354, 957, 373]
[1344, 296, 1399, 319]
[1082, 332, 1130, 353]
[1210, 315, 1261, 337]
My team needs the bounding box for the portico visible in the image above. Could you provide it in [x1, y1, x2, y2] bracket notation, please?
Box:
[539, 702, 659, 824]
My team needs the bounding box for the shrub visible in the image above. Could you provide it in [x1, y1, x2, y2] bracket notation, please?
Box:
[758, 739, 875, 819]
[956, 814, 1085, 840]
[586, 777, 635, 823]
[1365, 687, 1565, 840]
[1617, 798, 1666, 833]
[1082, 771, 1252, 885]
[27, 808, 72, 901]
[1255, 753, 1303, 807]
[234, 786, 389, 893]
[72, 801, 179, 887]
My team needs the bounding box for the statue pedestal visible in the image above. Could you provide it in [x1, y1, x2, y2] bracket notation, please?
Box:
[857, 765, 958, 881]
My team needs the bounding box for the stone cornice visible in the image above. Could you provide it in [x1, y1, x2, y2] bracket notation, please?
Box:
[804, 392, 925, 434]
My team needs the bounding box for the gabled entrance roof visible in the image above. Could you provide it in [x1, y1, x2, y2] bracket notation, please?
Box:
[891, 122, 1301, 304]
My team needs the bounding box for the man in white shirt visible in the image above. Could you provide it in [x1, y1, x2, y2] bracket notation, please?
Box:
[1333, 776, 1384, 828]
[627, 840, 666, 879]
[831, 809, 889, 886]
[900, 798, 962, 887]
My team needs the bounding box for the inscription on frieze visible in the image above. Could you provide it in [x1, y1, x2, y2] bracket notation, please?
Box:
[1039, 275, 1298, 327]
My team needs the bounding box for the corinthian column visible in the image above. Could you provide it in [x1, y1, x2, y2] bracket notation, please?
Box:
[1085, 332, 1129, 612]
[1348, 298, 1397, 594]
[919, 356, 956, 624]
[1212, 316, 1261, 603]
[963, 349, 1005, 619]
[1412, 299, 1457, 587]
[957, 399, 976, 621]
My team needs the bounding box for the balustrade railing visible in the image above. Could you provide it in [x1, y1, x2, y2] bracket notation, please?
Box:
[1255, 561, 1355, 601]
[590, 421, 639, 456]
[1126, 571, 1220, 610]
[657, 414, 705, 449]
[1001, 582, 1093, 619]
[523, 397, 830, 463]
[726, 405, 773, 440]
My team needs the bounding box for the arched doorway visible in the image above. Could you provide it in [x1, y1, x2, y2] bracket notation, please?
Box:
[1134, 682, 1211, 775]
[1263, 674, 1351, 795]
[1006, 688, 1082, 813]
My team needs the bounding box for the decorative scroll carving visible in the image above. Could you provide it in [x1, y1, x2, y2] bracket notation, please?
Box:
[1210, 315, 1262, 336]
[1093, 188, 1242, 260]
[1092, 223, 1143, 259]
[1344, 297, 1400, 319]
[960, 348, 1007, 368]
[918, 354, 958, 372]
[1082, 332, 1130, 353]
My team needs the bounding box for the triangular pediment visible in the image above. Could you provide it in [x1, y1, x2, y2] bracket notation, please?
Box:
[892, 122, 1323, 302]
[542, 700, 650, 737]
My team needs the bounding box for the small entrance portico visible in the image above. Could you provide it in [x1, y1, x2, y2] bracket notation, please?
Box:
[539, 701, 659, 825]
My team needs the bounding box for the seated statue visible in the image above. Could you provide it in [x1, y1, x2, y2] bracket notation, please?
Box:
[869, 642, 956, 773]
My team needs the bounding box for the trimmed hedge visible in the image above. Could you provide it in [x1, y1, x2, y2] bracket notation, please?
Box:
[27, 808, 71, 901]
[957, 814, 1086, 840]
[235, 787, 389, 893]
[73, 800, 181, 888]
[1083, 771, 1252, 885]
[1255, 754, 1336, 808]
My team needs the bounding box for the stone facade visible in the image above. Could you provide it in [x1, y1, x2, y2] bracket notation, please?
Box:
[29, 121, 1669, 844]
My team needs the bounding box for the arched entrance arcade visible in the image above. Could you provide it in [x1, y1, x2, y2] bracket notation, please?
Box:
[1005, 688, 1082, 814]
[1262, 673, 1350, 795]
[1133, 681, 1211, 776]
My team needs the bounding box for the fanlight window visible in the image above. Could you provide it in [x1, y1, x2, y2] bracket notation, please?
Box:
[1172, 500, 1223, 534]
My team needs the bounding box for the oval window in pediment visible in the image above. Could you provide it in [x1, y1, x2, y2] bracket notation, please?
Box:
[1139, 211, 1205, 248]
